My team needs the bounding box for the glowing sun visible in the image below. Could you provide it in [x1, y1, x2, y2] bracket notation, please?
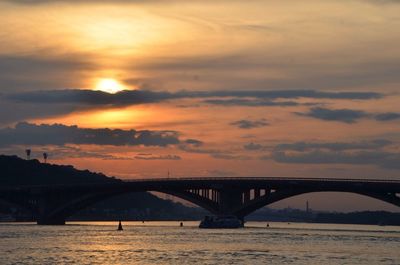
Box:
[95, 78, 125, 94]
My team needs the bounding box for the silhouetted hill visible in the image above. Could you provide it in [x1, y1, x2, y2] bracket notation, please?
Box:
[0, 155, 205, 221]
[249, 208, 400, 226]
[314, 211, 400, 226]
[0, 155, 117, 185]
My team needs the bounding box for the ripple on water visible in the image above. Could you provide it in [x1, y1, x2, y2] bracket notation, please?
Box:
[0, 222, 399, 265]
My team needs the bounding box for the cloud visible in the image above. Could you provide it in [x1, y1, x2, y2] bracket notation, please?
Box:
[205, 169, 237, 177]
[275, 139, 392, 152]
[230, 119, 269, 129]
[296, 107, 400, 123]
[0, 55, 96, 92]
[374, 112, 400, 121]
[184, 139, 203, 147]
[0, 145, 134, 161]
[193, 90, 382, 100]
[8, 89, 382, 105]
[2, 89, 382, 125]
[267, 139, 400, 170]
[0, 122, 181, 147]
[365, 0, 400, 5]
[271, 150, 400, 170]
[0, 55, 94, 76]
[296, 107, 370, 123]
[128, 48, 400, 91]
[7, 89, 383, 108]
[179, 141, 248, 160]
[7, 89, 171, 105]
[178, 144, 222, 155]
[5, 0, 400, 6]
[203, 99, 300, 107]
[210, 153, 249, 160]
[244, 142, 264, 151]
[134, 154, 182, 160]
[4, 0, 163, 4]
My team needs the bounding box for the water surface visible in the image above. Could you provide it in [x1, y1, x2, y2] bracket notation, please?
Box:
[0, 221, 399, 264]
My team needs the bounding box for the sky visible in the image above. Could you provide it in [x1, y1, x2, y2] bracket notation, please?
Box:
[1, 0, 400, 212]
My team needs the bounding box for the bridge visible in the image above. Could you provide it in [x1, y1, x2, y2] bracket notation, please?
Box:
[0, 177, 399, 225]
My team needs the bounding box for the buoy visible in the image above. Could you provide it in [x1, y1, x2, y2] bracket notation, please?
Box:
[118, 220, 123, 231]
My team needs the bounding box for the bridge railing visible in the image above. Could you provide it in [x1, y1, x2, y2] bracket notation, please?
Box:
[122, 177, 400, 184]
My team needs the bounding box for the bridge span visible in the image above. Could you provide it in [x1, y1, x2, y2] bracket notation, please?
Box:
[1, 177, 399, 225]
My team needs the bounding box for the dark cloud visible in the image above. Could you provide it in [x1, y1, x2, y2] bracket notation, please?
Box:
[7, 89, 171, 105]
[296, 107, 370, 123]
[210, 153, 249, 160]
[0, 55, 96, 92]
[131, 51, 400, 91]
[7, 89, 382, 105]
[205, 169, 237, 177]
[178, 144, 222, 155]
[184, 139, 203, 147]
[0, 89, 173, 124]
[4, 0, 159, 4]
[194, 90, 382, 100]
[374, 112, 400, 121]
[244, 142, 264, 151]
[296, 107, 400, 123]
[0, 55, 94, 76]
[365, 0, 400, 4]
[267, 139, 400, 170]
[0, 145, 134, 161]
[2, 89, 381, 125]
[271, 150, 400, 170]
[134, 154, 181, 160]
[230, 119, 269, 129]
[0, 122, 181, 147]
[178, 142, 247, 160]
[203, 99, 300, 107]
[5, 1, 400, 7]
[0, 98, 81, 125]
[275, 139, 392, 152]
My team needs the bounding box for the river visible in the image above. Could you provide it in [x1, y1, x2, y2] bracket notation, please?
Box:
[0, 221, 399, 264]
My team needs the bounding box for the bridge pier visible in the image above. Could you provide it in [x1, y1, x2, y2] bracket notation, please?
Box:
[218, 188, 243, 216]
[34, 192, 71, 225]
[0, 178, 399, 226]
[37, 216, 66, 225]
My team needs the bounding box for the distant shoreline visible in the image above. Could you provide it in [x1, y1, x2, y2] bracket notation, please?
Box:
[1, 210, 400, 226]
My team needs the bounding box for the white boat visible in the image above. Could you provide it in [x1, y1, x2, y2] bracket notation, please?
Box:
[199, 215, 243, 228]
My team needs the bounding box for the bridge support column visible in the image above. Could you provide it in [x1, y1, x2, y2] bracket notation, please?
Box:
[218, 189, 243, 216]
[35, 194, 67, 225]
[37, 216, 66, 225]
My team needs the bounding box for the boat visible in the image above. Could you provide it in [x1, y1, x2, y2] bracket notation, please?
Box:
[117, 220, 123, 231]
[199, 215, 244, 228]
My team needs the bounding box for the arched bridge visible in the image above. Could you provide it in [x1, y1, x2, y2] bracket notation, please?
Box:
[1, 177, 399, 225]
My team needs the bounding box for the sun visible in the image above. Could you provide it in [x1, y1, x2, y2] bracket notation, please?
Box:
[95, 78, 125, 94]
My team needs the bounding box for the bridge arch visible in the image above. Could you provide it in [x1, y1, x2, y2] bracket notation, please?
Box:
[35, 188, 219, 225]
[37, 188, 400, 224]
[234, 189, 400, 218]
[1, 178, 399, 225]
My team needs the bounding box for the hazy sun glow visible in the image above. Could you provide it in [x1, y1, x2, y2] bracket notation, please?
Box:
[95, 78, 125, 94]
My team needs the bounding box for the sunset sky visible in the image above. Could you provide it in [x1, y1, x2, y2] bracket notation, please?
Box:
[1, 0, 400, 211]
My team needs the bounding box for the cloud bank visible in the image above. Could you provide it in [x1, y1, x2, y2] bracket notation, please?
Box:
[0, 122, 181, 147]
[297, 107, 400, 123]
[230, 119, 269, 129]
[269, 139, 400, 170]
[0, 89, 383, 125]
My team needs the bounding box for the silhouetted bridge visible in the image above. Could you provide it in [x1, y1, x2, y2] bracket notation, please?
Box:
[1, 177, 399, 225]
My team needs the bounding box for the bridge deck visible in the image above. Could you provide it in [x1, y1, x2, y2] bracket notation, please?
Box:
[2, 177, 400, 192]
[123, 177, 400, 183]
